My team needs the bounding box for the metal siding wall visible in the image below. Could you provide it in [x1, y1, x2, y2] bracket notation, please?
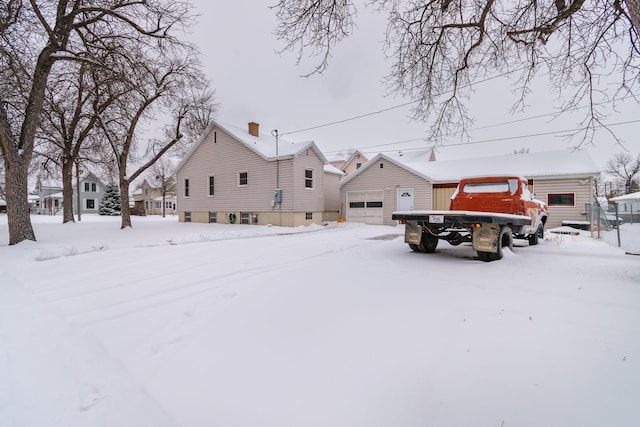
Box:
[323, 173, 341, 212]
[177, 127, 289, 213]
[340, 160, 432, 226]
[433, 187, 457, 210]
[292, 149, 325, 211]
[532, 177, 593, 228]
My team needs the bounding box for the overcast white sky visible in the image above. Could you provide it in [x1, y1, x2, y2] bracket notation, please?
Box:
[187, 1, 639, 169]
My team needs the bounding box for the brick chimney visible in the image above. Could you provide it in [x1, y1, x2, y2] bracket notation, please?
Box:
[248, 122, 259, 137]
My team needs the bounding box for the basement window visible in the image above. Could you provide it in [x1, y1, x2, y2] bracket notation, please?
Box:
[305, 212, 313, 220]
[209, 212, 217, 223]
[240, 212, 250, 224]
[184, 211, 192, 222]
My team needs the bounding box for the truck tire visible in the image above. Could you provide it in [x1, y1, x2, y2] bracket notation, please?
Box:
[420, 231, 439, 253]
[478, 226, 512, 262]
[528, 224, 544, 246]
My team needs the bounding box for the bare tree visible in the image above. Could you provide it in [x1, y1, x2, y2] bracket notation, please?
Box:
[97, 44, 214, 229]
[0, 0, 194, 245]
[36, 59, 126, 223]
[273, 1, 640, 144]
[607, 152, 640, 194]
[149, 157, 177, 218]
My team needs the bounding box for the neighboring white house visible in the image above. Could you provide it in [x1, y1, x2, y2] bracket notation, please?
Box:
[72, 172, 109, 215]
[175, 121, 330, 226]
[33, 175, 63, 215]
[338, 149, 601, 228]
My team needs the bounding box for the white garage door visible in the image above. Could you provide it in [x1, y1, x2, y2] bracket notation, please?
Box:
[347, 191, 384, 225]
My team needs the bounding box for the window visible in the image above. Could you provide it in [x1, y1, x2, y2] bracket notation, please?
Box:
[184, 211, 191, 222]
[238, 172, 248, 186]
[184, 178, 190, 197]
[379, 163, 384, 168]
[209, 212, 217, 223]
[305, 212, 313, 220]
[349, 201, 365, 208]
[463, 182, 509, 193]
[208, 176, 215, 196]
[356, 162, 362, 169]
[548, 193, 575, 206]
[85, 199, 95, 209]
[84, 182, 89, 192]
[305, 169, 314, 189]
[91, 183, 96, 192]
[240, 212, 250, 224]
[154, 201, 161, 209]
[367, 201, 383, 208]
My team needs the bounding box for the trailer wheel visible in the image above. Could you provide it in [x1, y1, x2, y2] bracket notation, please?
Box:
[528, 224, 544, 246]
[420, 232, 438, 253]
[409, 243, 422, 253]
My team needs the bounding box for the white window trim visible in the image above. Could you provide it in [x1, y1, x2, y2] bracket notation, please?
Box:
[183, 177, 190, 198]
[304, 168, 314, 190]
[208, 175, 215, 197]
[84, 198, 97, 210]
[238, 171, 248, 187]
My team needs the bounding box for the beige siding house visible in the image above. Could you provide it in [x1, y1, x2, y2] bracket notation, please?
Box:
[339, 149, 601, 228]
[176, 121, 329, 226]
[329, 150, 369, 177]
[323, 164, 344, 221]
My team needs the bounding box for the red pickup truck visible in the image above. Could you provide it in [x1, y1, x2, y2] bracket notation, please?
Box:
[392, 176, 548, 261]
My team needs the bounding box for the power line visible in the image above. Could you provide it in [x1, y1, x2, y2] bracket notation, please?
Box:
[324, 118, 640, 155]
[280, 66, 533, 136]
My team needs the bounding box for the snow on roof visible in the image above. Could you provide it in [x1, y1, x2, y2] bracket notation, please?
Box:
[610, 191, 640, 202]
[176, 120, 328, 173]
[324, 163, 345, 175]
[341, 148, 600, 186]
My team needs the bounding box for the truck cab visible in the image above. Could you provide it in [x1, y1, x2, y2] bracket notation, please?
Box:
[450, 176, 548, 238]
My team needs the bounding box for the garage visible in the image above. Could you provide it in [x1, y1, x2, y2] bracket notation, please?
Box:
[346, 190, 384, 224]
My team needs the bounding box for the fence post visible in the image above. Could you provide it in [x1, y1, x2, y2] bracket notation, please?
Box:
[616, 203, 621, 247]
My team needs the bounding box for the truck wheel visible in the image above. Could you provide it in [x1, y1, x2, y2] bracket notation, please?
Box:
[478, 226, 512, 262]
[420, 231, 439, 253]
[409, 243, 423, 253]
[528, 224, 544, 246]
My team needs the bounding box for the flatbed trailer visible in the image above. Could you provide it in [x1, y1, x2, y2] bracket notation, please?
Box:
[392, 210, 534, 262]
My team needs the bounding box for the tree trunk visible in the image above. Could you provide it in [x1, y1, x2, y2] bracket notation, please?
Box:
[4, 157, 36, 245]
[626, 0, 640, 36]
[119, 179, 132, 229]
[61, 158, 75, 223]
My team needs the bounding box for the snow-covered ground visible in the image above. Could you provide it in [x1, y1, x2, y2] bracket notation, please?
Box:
[1, 214, 639, 427]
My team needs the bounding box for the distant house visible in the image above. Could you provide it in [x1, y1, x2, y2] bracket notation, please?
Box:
[175, 121, 330, 226]
[72, 172, 109, 215]
[33, 176, 63, 215]
[329, 150, 369, 177]
[338, 149, 601, 228]
[132, 178, 176, 216]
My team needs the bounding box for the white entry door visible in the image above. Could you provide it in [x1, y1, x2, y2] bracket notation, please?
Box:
[397, 188, 414, 212]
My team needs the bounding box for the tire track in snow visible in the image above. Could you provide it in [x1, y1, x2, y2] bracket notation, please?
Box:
[46, 234, 383, 326]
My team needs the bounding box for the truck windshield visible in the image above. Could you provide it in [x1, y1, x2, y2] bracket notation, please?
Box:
[463, 182, 509, 193]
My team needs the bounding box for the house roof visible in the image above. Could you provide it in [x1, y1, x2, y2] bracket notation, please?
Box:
[324, 163, 345, 176]
[339, 148, 601, 187]
[610, 191, 640, 202]
[176, 120, 328, 173]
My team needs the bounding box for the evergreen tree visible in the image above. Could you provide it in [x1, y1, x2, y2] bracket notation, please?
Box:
[99, 184, 121, 216]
